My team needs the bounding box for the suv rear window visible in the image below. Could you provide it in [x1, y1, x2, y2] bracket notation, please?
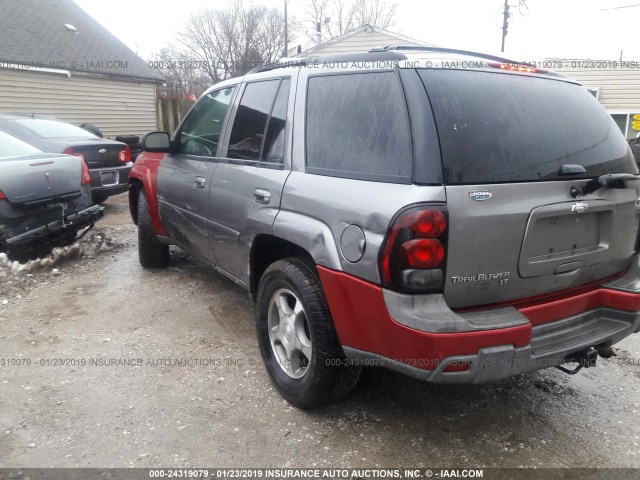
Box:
[418, 70, 638, 184]
[306, 72, 412, 183]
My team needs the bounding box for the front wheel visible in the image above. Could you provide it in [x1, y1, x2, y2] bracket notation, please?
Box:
[256, 258, 361, 409]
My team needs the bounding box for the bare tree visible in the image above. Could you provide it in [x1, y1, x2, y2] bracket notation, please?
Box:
[152, 47, 210, 99]
[304, 0, 397, 41]
[176, 0, 286, 80]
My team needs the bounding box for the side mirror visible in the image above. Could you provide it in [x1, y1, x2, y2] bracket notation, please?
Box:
[141, 131, 172, 153]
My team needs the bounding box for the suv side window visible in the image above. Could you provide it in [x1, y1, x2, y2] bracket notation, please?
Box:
[179, 86, 235, 157]
[227, 79, 282, 161]
[261, 79, 291, 165]
[305, 72, 412, 183]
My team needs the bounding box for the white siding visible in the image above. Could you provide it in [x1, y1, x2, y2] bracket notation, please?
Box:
[553, 64, 640, 112]
[0, 68, 157, 138]
[311, 30, 423, 56]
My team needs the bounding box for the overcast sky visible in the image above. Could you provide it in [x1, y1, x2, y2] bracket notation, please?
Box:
[74, 0, 639, 61]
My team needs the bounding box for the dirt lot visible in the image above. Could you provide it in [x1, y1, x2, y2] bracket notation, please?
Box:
[1, 193, 640, 469]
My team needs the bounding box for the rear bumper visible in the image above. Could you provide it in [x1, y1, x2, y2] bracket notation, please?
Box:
[90, 162, 132, 196]
[317, 263, 640, 384]
[5, 204, 104, 254]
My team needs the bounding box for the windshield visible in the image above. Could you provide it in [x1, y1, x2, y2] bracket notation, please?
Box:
[419, 69, 638, 184]
[0, 130, 43, 158]
[15, 118, 98, 139]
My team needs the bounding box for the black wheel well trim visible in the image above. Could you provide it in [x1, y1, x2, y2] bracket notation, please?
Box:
[128, 179, 143, 225]
[250, 234, 317, 298]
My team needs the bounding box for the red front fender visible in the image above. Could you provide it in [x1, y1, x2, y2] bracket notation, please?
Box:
[129, 152, 168, 236]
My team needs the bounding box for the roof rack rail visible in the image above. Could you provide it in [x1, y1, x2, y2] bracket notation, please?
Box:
[247, 50, 408, 75]
[369, 45, 527, 66]
[247, 60, 309, 75]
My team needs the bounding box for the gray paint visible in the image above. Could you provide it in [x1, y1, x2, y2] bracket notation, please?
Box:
[340, 225, 366, 263]
[444, 181, 640, 309]
[382, 290, 529, 333]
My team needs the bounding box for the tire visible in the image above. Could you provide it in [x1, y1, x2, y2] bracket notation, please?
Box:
[78, 123, 103, 138]
[256, 258, 361, 409]
[137, 190, 169, 268]
[115, 135, 140, 144]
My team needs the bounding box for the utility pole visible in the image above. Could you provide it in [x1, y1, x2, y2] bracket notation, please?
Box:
[283, 0, 289, 57]
[501, 0, 510, 52]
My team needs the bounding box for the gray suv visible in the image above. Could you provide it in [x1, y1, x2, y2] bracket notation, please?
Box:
[130, 47, 640, 409]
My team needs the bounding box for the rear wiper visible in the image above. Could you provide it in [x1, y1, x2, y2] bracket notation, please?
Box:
[559, 164, 587, 176]
[570, 174, 640, 198]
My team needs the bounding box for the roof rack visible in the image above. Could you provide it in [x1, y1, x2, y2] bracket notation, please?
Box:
[246, 50, 408, 75]
[369, 45, 527, 66]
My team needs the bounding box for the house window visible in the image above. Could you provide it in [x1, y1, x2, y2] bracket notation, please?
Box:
[611, 114, 628, 137]
[586, 87, 600, 100]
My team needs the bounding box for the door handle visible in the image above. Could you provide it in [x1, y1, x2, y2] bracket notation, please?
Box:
[253, 188, 271, 204]
[194, 176, 206, 189]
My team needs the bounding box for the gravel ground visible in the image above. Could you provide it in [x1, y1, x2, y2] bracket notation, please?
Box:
[1, 194, 640, 470]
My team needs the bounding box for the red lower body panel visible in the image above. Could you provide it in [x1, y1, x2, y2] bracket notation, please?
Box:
[518, 288, 640, 325]
[317, 267, 531, 371]
[317, 266, 640, 372]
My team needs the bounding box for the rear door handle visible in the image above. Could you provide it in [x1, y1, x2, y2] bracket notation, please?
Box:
[253, 188, 271, 204]
[194, 176, 206, 189]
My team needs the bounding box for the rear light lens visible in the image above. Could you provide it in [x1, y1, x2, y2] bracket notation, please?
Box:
[63, 147, 91, 184]
[487, 61, 547, 74]
[63, 147, 86, 162]
[380, 205, 448, 292]
[0, 190, 5, 200]
[119, 145, 131, 163]
[400, 239, 445, 269]
[80, 158, 92, 185]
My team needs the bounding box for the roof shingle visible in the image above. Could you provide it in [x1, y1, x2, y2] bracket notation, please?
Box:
[0, 0, 163, 81]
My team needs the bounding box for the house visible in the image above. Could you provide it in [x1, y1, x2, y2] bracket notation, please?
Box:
[295, 24, 435, 57]
[0, 0, 163, 138]
[552, 60, 640, 139]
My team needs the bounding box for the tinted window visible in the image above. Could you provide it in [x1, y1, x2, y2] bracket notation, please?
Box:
[0, 131, 42, 158]
[419, 70, 638, 184]
[15, 118, 97, 139]
[228, 80, 281, 161]
[305, 72, 412, 183]
[179, 87, 235, 157]
[262, 79, 290, 164]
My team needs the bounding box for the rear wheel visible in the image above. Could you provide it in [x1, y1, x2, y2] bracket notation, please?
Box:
[256, 258, 361, 409]
[137, 190, 169, 268]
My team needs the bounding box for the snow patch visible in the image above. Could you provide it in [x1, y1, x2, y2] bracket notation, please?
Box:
[0, 229, 121, 276]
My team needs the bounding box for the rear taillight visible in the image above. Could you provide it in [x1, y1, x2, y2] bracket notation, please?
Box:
[0, 190, 5, 200]
[63, 147, 91, 184]
[119, 145, 131, 163]
[379, 205, 448, 292]
[80, 158, 92, 185]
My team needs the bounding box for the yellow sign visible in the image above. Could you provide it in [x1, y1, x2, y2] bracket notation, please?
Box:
[634, 114, 640, 120]
[632, 121, 640, 131]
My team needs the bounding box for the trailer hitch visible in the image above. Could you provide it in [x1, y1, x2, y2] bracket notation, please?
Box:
[556, 348, 598, 375]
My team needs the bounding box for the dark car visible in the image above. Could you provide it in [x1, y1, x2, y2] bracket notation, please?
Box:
[0, 130, 104, 261]
[0, 115, 133, 204]
[130, 47, 640, 409]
